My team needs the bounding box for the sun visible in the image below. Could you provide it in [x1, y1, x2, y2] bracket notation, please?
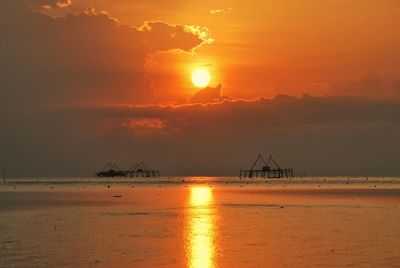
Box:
[191, 68, 211, 88]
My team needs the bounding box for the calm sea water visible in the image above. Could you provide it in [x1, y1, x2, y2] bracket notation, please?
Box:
[2, 176, 400, 186]
[1, 177, 400, 267]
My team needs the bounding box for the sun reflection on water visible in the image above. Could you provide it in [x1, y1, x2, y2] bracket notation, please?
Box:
[187, 187, 216, 268]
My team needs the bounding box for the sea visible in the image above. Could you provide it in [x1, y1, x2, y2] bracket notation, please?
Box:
[1, 176, 400, 267]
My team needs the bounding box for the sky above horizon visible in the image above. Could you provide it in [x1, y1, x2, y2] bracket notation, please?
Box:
[1, 0, 400, 177]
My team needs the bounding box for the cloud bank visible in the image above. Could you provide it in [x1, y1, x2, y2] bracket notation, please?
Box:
[3, 95, 397, 177]
[79, 94, 400, 132]
[0, 1, 212, 108]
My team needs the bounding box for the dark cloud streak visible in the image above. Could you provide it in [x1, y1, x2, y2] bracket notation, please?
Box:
[78, 95, 400, 129]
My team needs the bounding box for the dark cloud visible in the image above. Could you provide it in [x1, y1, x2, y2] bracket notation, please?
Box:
[190, 84, 230, 103]
[80, 94, 400, 131]
[327, 73, 392, 98]
[0, 1, 211, 108]
[2, 94, 400, 177]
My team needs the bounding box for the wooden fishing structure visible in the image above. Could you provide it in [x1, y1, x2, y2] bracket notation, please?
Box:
[126, 162, 161, 177]
[240, 154, 294, 179]
[96, 163, 125, 177]
[95, 162, 160, 178]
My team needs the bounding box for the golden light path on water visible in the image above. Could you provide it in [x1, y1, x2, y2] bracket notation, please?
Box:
[187, 187, 216, 268]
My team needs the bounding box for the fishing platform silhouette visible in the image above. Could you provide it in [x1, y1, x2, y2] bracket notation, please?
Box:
[240, 154, 294, 178]
[95, 162, 160, 178]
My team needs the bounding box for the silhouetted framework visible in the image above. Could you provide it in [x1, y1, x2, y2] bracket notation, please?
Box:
[239, 154, 294, 179]
[126, 162, 160, 177]
[95, 162, 160, 178]
[96, 163, 125, 177]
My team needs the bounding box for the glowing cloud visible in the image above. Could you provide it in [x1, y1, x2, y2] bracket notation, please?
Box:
[31, 0, 72, 9]
[210, 8, 232, 15]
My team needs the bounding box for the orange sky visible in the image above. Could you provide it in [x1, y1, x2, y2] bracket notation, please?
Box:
[66, 0, 400, 102]
[2, 1, 400, 177]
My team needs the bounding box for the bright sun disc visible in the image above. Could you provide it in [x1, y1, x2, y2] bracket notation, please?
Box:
[191, 68, 211, 88]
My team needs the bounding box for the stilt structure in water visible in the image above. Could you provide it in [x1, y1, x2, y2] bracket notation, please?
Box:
[240, 154, 294, 179]
[95, 162, 160, 178]
[96, 163, 125, 177]
[126, 162, 160, 177]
